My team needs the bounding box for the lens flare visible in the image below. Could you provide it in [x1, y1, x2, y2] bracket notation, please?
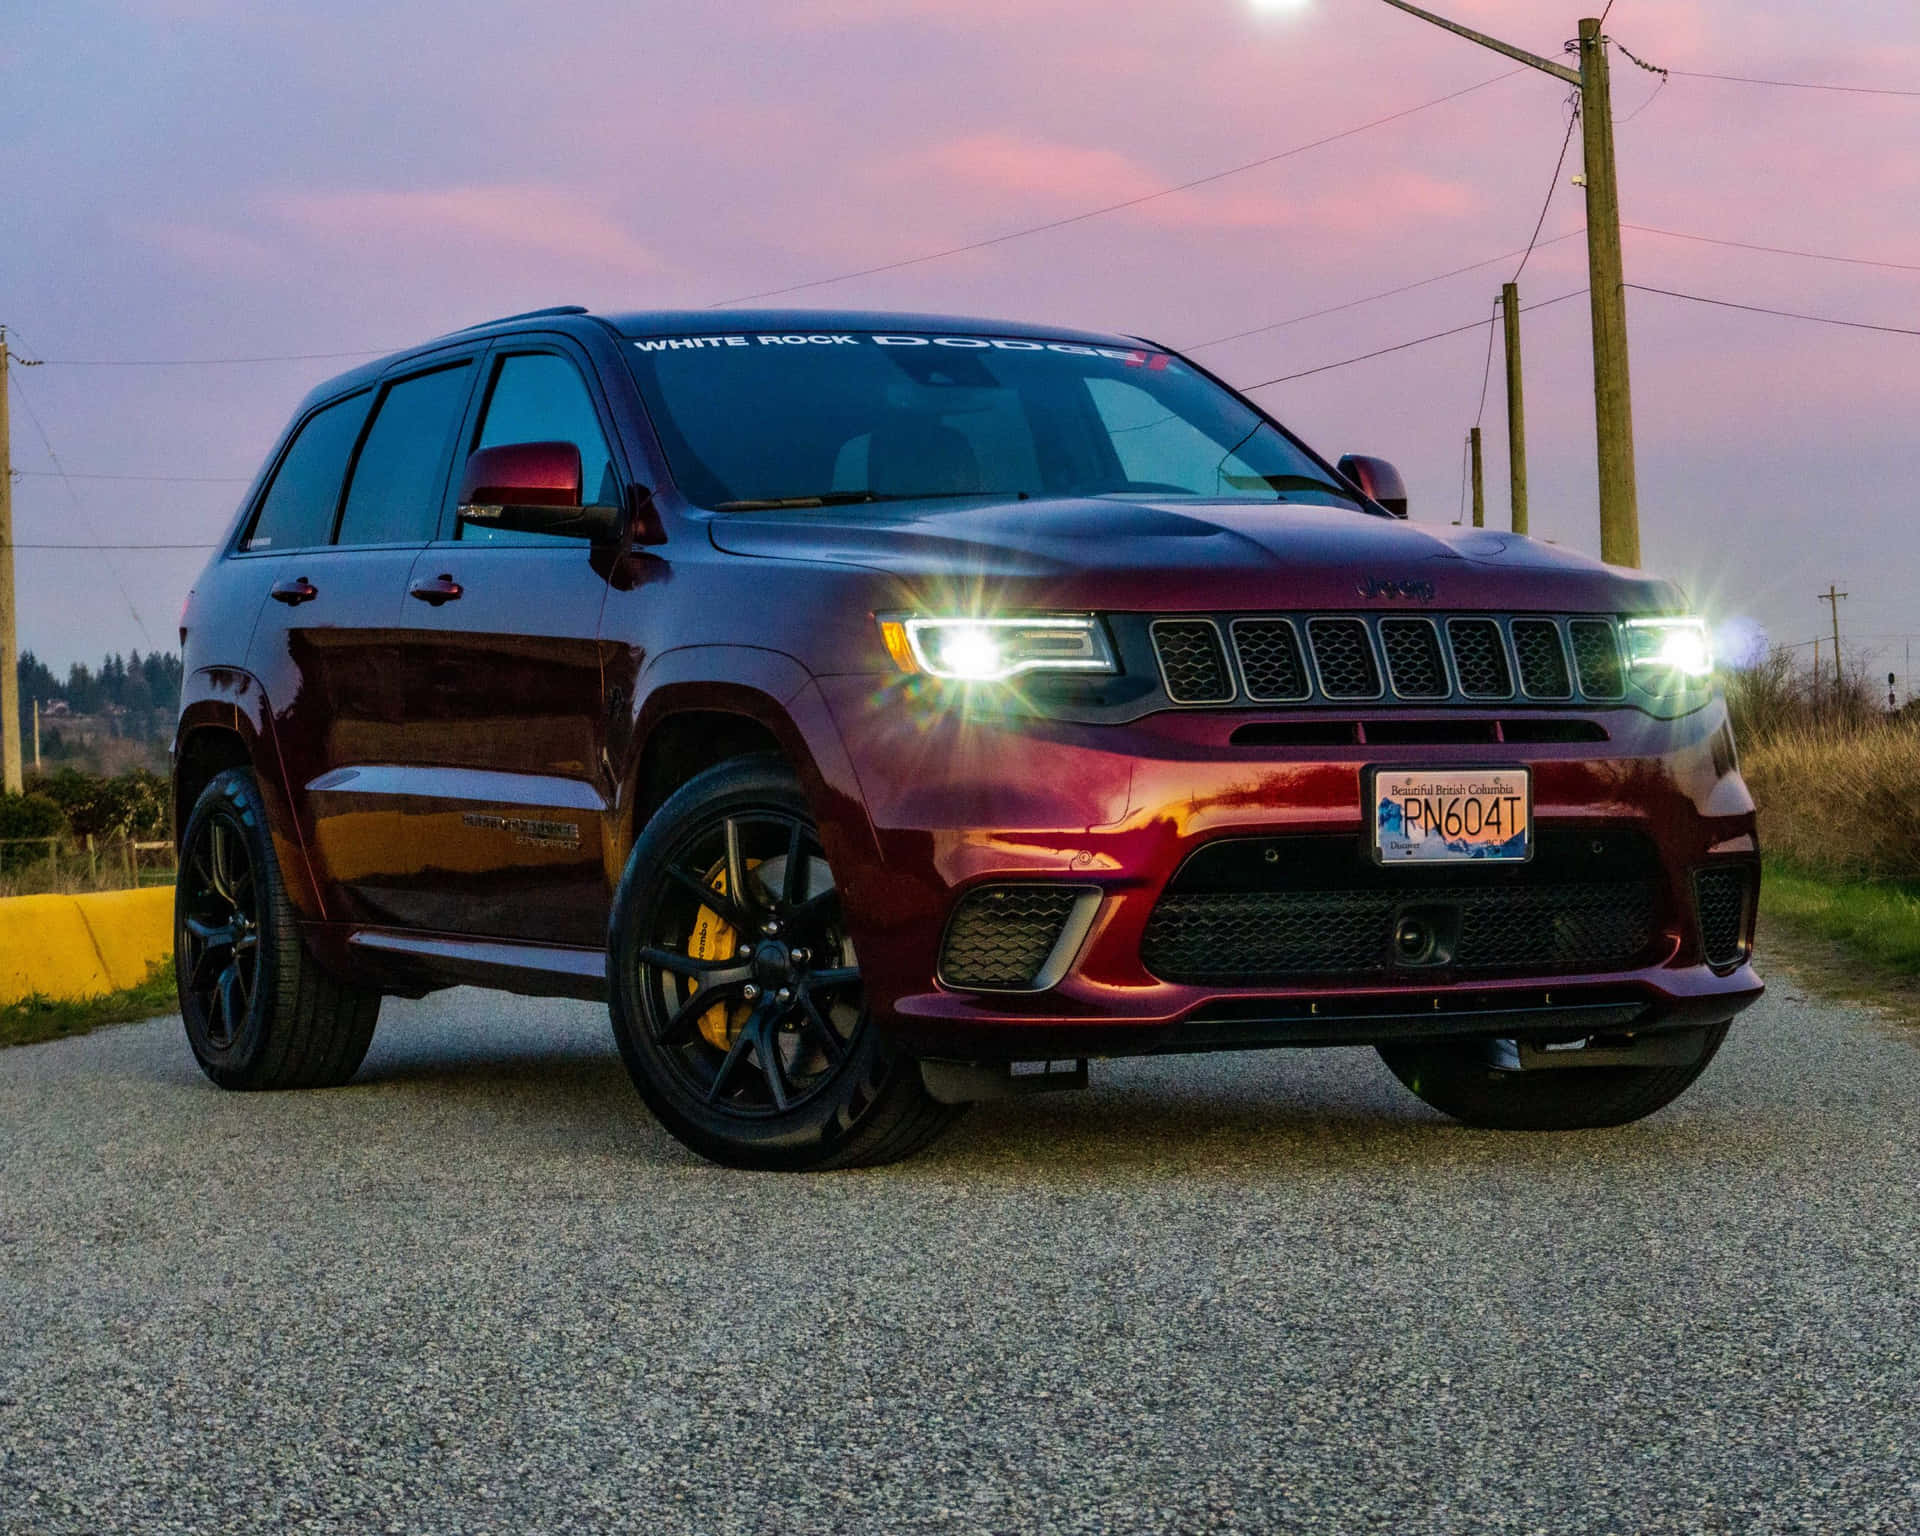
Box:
[934, 625, 1006, 681]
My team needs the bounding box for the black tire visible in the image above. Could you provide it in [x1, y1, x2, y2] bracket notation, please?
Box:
[176, 767, 380, 1090]
[1377, 1023, 1731, 1132]
[608, 754, 963, 1170]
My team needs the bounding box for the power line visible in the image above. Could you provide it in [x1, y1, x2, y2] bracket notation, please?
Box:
[1472, 299, 1499, 427]
[705, 70, 1527, 307]
[1512, 97, 1581, 286]
[1624, 223, 1920, 275]
[1240, 289, 1588, 391]
[1184, 229, 1584, 351]
[1669, 68, 1920, 99]
[1626, 284, 1920, 337]
[1618, 76, 1669, 126]
[31, 347, 390, 368]
[12, 470, 251, 484]
[4, 373, 155, 644]
[10, 542, 217, 550]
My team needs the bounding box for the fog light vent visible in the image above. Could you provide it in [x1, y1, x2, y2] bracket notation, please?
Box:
[939, 885, 1101, 992]
[1694, 866, 1755, 969]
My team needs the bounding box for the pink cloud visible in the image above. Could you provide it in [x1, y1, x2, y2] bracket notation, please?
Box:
[275, 184, 660, 272]
[907, 134, 1162, 206]
[880, 134, 1478, 237]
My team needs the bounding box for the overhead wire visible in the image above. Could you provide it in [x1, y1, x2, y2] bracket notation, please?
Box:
[1472, 300, 1499, 427]
[9, 549, 217, 556]
[12, 470, 251, 483]
[5, 372, 157, 644]
[1667, 69, 1920, 99]
[31, 346, 392, 368]
[1626, 285, 1920, 337]
[704, 70, 1528, 307]
[1182, 229, 1584, 351]
[1511, 97, 1582, 287]
[1239, 289, 1588, 391]
[1624, 223, 1920, 275]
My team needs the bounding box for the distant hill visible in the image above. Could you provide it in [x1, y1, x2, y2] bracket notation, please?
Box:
[14, 650, 181, 775]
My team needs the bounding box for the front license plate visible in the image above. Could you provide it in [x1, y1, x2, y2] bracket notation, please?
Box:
[1373, 768, 1531, 863]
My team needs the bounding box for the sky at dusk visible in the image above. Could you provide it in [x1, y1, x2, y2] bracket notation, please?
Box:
[4, 0, 1917, 684]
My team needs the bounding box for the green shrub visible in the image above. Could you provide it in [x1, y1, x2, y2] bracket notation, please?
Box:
[26, 767, 170, 841]
[0, 792, 69, 874]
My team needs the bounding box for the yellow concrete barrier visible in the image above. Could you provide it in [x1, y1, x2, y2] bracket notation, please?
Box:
[0, 887, 174, 1004]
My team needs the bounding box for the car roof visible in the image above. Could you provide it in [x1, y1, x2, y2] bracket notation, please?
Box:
[288, 305, 1153, 419]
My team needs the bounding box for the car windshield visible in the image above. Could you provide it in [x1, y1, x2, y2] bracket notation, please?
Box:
[622, 330, 1364, 513]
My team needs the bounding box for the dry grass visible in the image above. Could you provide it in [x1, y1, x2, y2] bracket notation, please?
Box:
[1743, 721, 1920, 883]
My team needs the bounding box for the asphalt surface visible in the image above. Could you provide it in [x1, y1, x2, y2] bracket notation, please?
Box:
[4, 978, 1918, 1536]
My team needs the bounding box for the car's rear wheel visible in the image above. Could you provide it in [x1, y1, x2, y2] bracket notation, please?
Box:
[608, 755, 963, 1170]
[1376, 1024, 1731, 1131]
[176, 767, 380, 1090]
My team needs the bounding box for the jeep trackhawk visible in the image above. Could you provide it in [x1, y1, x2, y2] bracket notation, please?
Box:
[172, 305, 1762, 1168]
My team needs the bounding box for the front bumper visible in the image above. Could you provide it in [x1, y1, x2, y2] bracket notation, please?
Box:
[816, 677, 1764, 1060]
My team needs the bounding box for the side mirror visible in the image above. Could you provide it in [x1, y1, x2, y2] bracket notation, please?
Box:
[458, 442, 622, 542]
[1336, 454, 1409, 519]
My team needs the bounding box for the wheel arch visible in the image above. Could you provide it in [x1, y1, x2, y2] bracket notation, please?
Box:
[173, 667, 325, 919]
[616, 646, 881, 905]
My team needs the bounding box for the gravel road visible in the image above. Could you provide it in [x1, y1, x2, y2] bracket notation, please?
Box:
[4, 975, 1918, 1535]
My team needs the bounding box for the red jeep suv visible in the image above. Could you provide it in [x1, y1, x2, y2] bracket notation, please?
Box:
[172, 305, 1762, 1168]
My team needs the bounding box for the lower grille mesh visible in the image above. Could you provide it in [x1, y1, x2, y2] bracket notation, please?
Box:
[941, 885, 1085, 990]
[1694, 867, 1753, 968]
[1142, 881, 1660, 984]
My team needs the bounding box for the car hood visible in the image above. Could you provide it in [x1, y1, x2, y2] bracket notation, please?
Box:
[705, 496, 1682, 614]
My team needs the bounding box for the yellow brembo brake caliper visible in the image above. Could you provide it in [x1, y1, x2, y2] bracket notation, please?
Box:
[685, 856, 761, 1050]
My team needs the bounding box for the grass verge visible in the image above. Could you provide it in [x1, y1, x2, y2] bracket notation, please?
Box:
[1760, 858, 1920, 1028]
[1, 959, 178, 1050]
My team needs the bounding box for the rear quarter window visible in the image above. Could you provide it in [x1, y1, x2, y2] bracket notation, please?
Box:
[241, 391, 371, 553]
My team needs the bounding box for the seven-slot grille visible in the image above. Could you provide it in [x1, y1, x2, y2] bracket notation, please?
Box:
[1146, 613, 1630, 707]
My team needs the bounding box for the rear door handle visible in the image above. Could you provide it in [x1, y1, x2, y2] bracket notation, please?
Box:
[408, 573, 464, 606]
[269, 576, 318, 606]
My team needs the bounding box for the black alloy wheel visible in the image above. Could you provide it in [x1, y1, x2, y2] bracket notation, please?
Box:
[608, 755, 962, 1170]
[179, 807, 261, 1052]
[638, 802, 860, 1116]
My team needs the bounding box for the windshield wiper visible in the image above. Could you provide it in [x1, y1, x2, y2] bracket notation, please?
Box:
[715, 490, 1023, 510]
[1219, 472, 1360, 500]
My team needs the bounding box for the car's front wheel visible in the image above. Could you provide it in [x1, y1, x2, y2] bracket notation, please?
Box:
[607, 755, 963, 1170]
[1376, 1025, 1731, 1131]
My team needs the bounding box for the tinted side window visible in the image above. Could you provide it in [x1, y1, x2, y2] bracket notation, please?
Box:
[464, 353, 616, 544]
[242, 392, 370, 552]
[336, 364, 473, 547]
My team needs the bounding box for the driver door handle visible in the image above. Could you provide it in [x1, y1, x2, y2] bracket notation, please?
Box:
[269, 576, 318, 606]
[409, 573, 464, 606]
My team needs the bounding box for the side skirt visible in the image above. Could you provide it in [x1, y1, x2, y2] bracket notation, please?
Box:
[343, 928, 608, 1002]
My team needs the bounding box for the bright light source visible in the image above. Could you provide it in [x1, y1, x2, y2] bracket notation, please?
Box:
[932, 625, 1005, 681]
[1249, 0, 1312, 10]
[1625, 617, 1714, 681]
[882, 615, 1118, 682]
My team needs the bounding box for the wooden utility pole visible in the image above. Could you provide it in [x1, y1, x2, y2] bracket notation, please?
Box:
[1501, 282, 1529, 535]
[1577, 18, 1639, 569]
[1819, 585, 1848, 698]
[1469, 427, 1485, 528]
[1376, 4, 1641, 566]
[0, 328, 22, 795]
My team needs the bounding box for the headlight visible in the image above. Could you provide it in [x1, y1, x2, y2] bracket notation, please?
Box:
[878, 615, 1117, 681]
[1623, 616, 1714, 685]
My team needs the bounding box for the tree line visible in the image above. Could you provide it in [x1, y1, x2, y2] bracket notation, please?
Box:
[16, 650, 184, 738]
